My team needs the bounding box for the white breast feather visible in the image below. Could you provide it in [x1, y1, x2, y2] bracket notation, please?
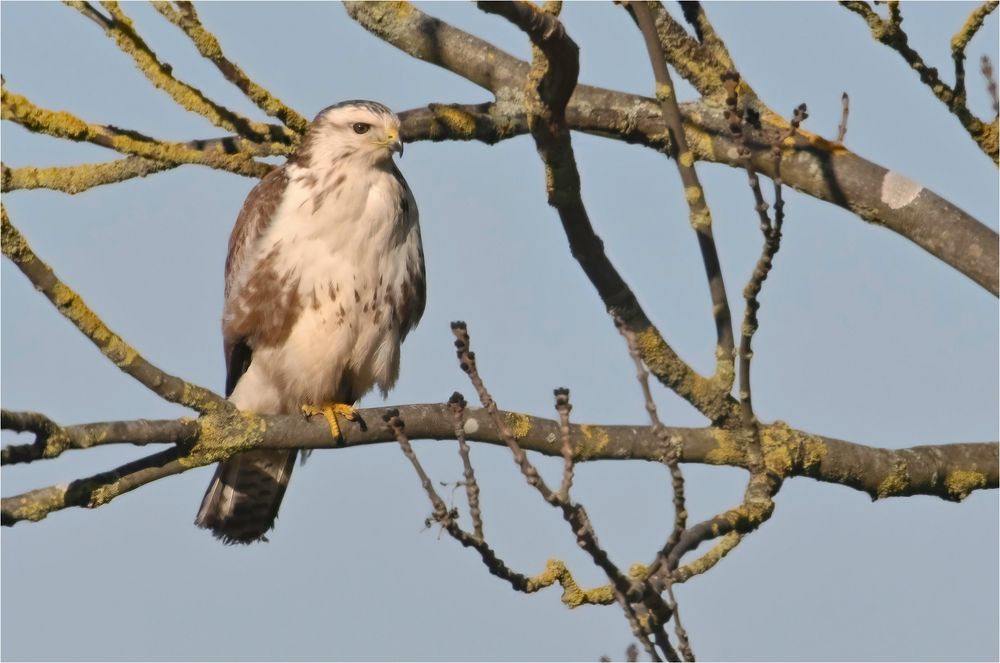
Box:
[228, 162, 422, 414]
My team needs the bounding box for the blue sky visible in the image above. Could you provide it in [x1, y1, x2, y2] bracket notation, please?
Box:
[2, 2, 997, 661]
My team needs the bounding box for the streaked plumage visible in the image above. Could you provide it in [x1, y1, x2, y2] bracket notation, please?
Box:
[196, 101, 425, 543]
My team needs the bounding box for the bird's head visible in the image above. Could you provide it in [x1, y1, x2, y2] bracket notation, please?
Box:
[295, 100, 403, 170]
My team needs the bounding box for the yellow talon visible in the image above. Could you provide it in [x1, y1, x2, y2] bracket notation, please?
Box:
[301, 402, 367, 440]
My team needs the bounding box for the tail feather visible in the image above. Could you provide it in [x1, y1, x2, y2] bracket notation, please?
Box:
[195, 449, 298, 544]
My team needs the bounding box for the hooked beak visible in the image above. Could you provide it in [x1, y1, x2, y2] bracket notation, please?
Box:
[385, 131, 404, 157]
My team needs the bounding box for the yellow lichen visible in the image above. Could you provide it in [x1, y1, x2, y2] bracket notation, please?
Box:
[876, 463, 910, 499]
[505, 412, 531, 441]
[800, 435, 828, 471]
[431, 105, 477, 137]
[944, 470, 987, 501]
[181, 410, 268, 468]
[673, 531, 742, 583]
[527, 559, 616, 608]
[577, 424, 610, 460]
[690, 207, 713, 230]
[682, 123, 716, 161]
[759, 421, 797, 477]
[678, 150, 695, 167]
[705, 428, 743, 466]
[655, 82, 673, 100]
[684, 186, 702, 204]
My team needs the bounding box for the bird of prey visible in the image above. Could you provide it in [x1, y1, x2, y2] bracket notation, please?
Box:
[195, 101, 425, 543]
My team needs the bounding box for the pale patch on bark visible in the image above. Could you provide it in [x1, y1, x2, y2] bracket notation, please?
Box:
[881, 171, 924, 210]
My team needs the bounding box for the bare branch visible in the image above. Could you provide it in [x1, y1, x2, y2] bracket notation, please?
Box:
[153, 1, 310, 135]
[473, 0, 738, 425]
[451, 317, 674, 661]
[952, 1, 999, 101]
[66, 0, 297, 146]
[840, 0, 998, 163]
[1, 85, 272, 178]
[2, 157, 175, 194]
[2, 446, 189, 525]
[630, 0, 736, 389]
[447, 392, 484, 540]
[837, 92, 850, 143]
[1, 206, 226, 414]
[1, 410, 198, 464]
[351, 4, 998, 295]
[553, 388, 575, 501]
[982, 55, 999, 115]
[3, 400, 996, 525]
[386, 406, 617, 610]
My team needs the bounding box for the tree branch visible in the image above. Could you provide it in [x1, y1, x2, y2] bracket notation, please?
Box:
[2, 156, 176, 194]
[1, 207, 226, 414]
[67, 0, 297, 146]
[840, 0, 998, 163]
[350, 3, 998, 296]
[1, 84, 272, 178]
[3, 402, 996, 525]
[631, 1, 735, 389]
[152, 1, 310, 135]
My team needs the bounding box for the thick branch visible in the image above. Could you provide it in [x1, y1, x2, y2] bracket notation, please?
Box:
[3, 404, 995, 521]
[352, 3, 998, 295]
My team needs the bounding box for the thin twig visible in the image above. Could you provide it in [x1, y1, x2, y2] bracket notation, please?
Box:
[837, 92, 850, 143]
[554, 388, 575, 500]
[448, 392, 484, 540]
[384, 407, 617, 608]
[952, 1, 999, 101]
[452, 319, 676, 661]
[982, 55, 999, 115]
[840, 0, 998, 162]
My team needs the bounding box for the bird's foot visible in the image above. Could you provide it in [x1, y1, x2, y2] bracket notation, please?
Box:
[301, 402, 367, 440]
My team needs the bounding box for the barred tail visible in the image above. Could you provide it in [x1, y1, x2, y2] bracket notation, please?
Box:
[195, 449, 298, 544]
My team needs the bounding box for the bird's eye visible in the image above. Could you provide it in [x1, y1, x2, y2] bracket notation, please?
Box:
[352, 123, 371, 134]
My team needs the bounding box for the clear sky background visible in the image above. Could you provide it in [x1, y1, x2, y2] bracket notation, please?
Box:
[2, 2, 997, 661]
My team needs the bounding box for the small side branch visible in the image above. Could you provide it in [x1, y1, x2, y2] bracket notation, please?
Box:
[1, 410, 198, 464]
[452, 319, 677, 661]
[348, 2, 999, 295]
[1, 207, 226, 414]
[2, 157, 176, 195]
[475, 0, 738, 425]
[384, 406, 616, 609]
[1, 85, 271, 178]
[837, 92, 850, 143]
[952, 1, 999, 101]
[840, 0, 998, 163]
[153, 1, 310, 135]
[67, 0, 295, 146]
[982, 56, 999, 115]
[631, 0, 736, 389]
[448, 392, 483, 539]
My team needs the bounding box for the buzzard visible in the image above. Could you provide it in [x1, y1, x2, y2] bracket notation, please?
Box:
[196, 101, 425, 543]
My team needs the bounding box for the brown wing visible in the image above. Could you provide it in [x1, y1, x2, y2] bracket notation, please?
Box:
[392, 165, 426, 341]
[223, 166, 289, 396]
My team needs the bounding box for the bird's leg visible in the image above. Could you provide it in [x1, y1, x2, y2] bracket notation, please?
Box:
[301, 403, 368, 440]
